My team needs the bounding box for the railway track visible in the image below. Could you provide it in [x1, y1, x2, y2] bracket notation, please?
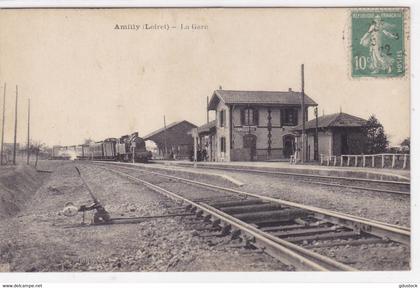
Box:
[92, 162, 410, 271]
[164, 163, 410, 196]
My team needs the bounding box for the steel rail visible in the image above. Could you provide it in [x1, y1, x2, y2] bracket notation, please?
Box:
[301, 180, 410, 196]
[105, 166, 355, 271]
[169, 163, 410, 186]
[98, 163, 410, 245]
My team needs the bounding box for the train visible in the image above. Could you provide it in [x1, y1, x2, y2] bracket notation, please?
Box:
[52, 132, 152, 163]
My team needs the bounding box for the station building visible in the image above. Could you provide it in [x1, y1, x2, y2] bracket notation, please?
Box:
[294, 112, 367, 160]
[144, 120, 197, 160]
[202, 89, 318, 162]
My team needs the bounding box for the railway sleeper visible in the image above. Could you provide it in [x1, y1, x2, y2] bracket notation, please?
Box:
[284, 230, 361, 243]
[272, 226, 342, 238]
[303, 237, 389, 249]
[232, 208, 308, 223]
[220, 203, 283, 214]
[260, 221, 327, 232]
[210, 199, 264, 208]
[251, 219, 302, 227]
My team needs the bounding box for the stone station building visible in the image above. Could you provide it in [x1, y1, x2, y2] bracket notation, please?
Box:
[202, 89, 318, 162]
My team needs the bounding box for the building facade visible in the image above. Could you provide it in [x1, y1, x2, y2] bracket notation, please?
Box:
[206, 89, 317, 162]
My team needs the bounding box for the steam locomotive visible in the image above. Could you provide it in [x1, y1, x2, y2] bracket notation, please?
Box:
[76, 132, 151, 163]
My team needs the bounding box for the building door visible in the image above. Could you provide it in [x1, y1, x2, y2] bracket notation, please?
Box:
[243, 134, 257, 161]
[341, 133, 349, 155]
[283, 135, 295, 159]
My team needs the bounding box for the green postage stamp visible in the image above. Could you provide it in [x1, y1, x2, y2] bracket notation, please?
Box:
[351, 9, 406, 78]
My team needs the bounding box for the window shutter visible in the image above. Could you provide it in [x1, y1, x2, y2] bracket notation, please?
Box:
[223, 110, 226, 127]
[253, 108, 259, 126]
[294, 109, 298, 126]
[241, 108, 245, 126]
[280, 109, 284, 127]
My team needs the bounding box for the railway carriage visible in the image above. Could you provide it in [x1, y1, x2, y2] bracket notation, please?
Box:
[103, 138, 118, 160]
[82, 145, 90, 159]
[75, 145, 84, 159]
[90, 142, 104, 159]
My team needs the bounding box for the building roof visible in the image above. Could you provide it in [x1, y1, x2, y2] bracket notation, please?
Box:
[197, 120, 216, 134]
[295, 112, 367, 130]
[208, 89, 318, 110]
[143, 120, 197, 146]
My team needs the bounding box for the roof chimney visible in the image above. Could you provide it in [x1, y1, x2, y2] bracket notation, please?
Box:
[219, 85, 222, 90]
[288, 88, 292, 92]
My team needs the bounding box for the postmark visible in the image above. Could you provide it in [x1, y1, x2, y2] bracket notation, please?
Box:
[351, 9, 406, 78]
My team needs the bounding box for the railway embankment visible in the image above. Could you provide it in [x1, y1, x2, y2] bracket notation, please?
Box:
[0, 165, 43, 219]
[0, 161, 64, 220]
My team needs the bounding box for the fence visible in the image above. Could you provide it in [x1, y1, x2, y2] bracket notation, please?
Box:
[320, 153, 410, 169]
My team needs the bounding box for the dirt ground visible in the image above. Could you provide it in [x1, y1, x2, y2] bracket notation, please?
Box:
[0, 161, 290, 272]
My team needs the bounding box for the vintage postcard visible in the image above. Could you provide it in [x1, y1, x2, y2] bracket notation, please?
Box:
[0, 5, 413, 286]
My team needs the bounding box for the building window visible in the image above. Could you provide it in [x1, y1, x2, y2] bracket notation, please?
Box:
[219, 110, 225, 127]
[281, 108, 298, 126]
[241, 107, 259, 126]
[220, 137, 226, 153]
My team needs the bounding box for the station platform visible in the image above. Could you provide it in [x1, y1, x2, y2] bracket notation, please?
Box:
[151, 160, 410, 182]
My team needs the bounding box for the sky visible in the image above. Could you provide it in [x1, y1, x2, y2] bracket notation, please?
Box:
[0, 8, 410, 147]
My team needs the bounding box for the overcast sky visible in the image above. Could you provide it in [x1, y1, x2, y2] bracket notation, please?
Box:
[0, 8, 410, 147]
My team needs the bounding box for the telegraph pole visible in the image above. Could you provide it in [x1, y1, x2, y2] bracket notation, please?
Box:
[27, 98, 30, 164]
[1, 83, 6, 165]
[314, 106, 319, 161]
[301, 64, 306, 162]
[13, 85, 18, 165]
[206, 96, 209, 124]
[163, 115, 167, 158]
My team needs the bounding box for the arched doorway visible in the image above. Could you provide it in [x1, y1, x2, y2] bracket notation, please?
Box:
[283, 134, 295, 159]
[243, 134, 257, 161]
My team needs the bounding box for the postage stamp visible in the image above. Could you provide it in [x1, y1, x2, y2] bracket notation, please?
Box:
[351, 9, 406, 78]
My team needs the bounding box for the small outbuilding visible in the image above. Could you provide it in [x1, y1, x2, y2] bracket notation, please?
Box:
[294, 112, 367, 161]
[143, 120, 197, 160]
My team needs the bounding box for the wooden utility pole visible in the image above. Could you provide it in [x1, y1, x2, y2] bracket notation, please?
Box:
[163, 115, 167, 158]
[13, 85, 18, 165]
[26, 98, 30, 164]
[206, 96, 209, 124]
[301, 64, 306, 162]
[192, 128, 198, 167]
[1, 83, 6, 165]
[314, 106, 319, 161]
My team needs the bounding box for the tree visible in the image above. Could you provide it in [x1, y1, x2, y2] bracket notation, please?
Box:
[362, 115, 389, 154]
[83, 138, 94, 145]
[400, 137, 410, 153]
[401, 137, 410, 148]
[30, 140, 46, 168]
